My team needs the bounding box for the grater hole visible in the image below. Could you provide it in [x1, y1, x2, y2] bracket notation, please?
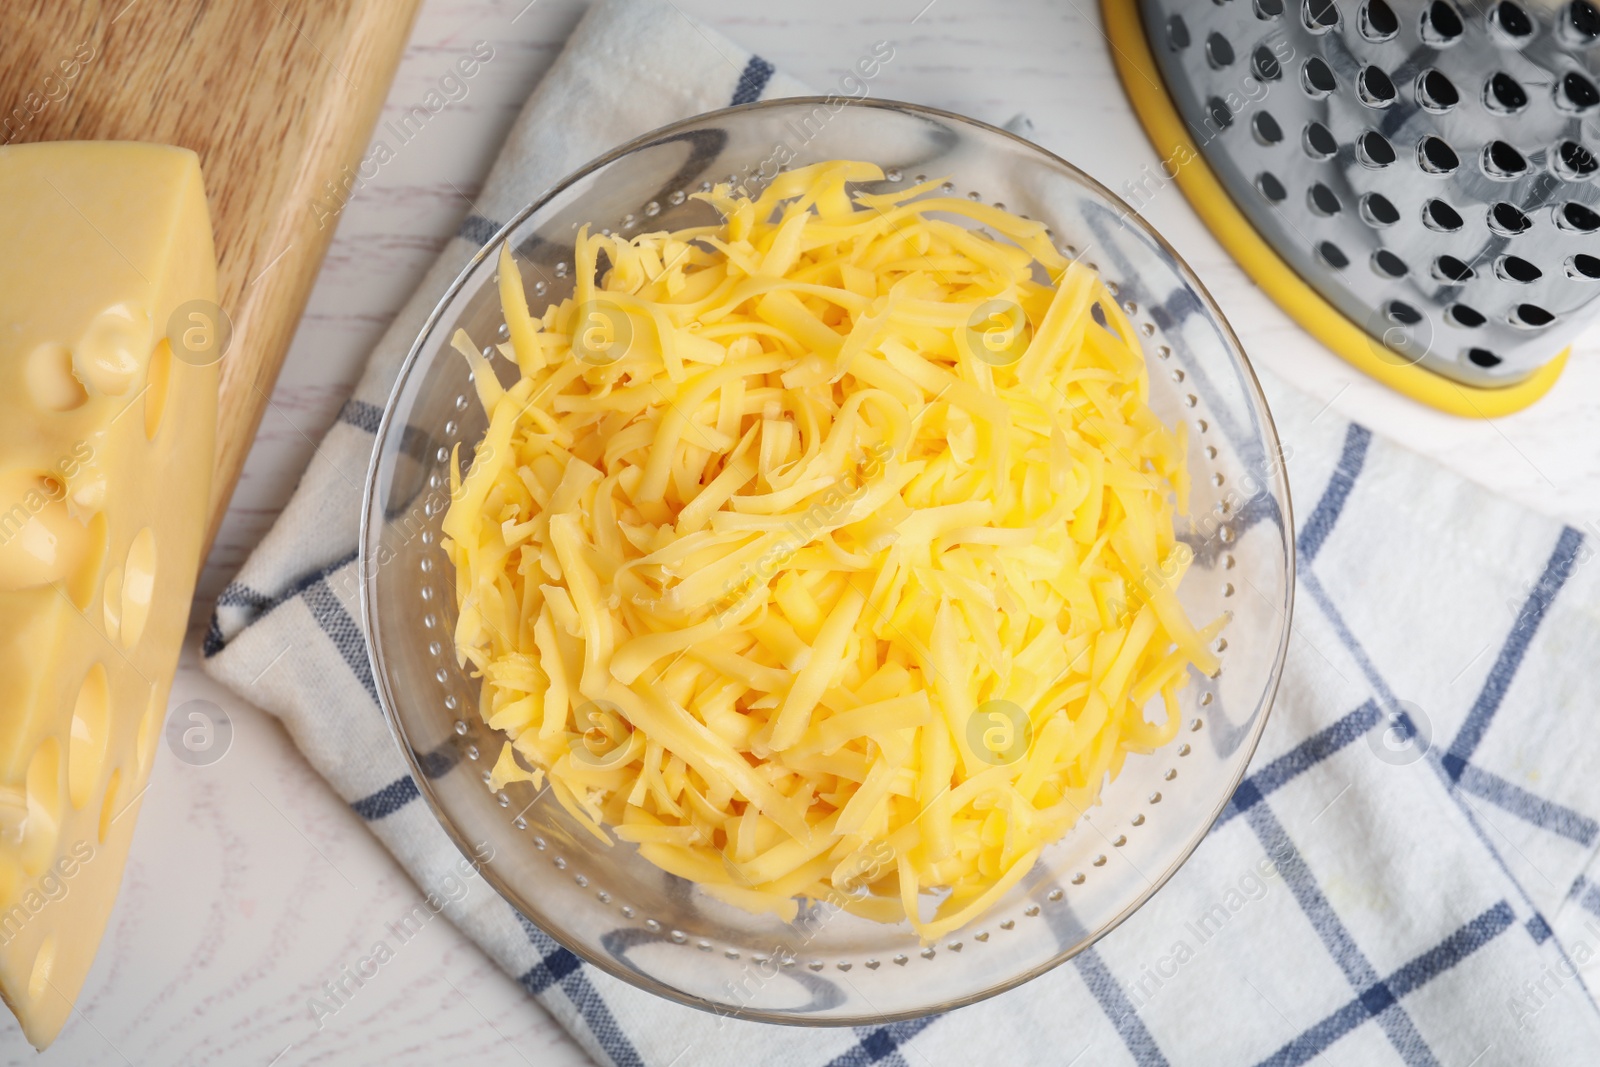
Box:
[1373, 250, 1410, 277]
[1303, 122, 1338, 160]
[1489, 202, 1533, 234]
[1166, 15, 1192, 50]
[1257, 171, 1288, 202]
[1417, 69, 1460, 112]
[1317, 241, 1349, 269]
[1253, 45, 1283, 81]
[1421, 1, 1466, 45]
[1555, 140, 1599, 180]
[1563, 1, 1600, 43]
[1467, 348, 1504, 367]
[1559, 201, 1600, 230]
[1205, 97, 1235, 130]
[1490, 2, 1535, 43]
[1206, 32, 1236, 68]
[1448, 303, 1487, 327]
[1486, 72, 1529, 113]
[1425, 199, 1465, 231]
[1482, 141, 1529, 180]
[1309, 183, 1342, 215]
[1253, 111, 1285, 144]
[1360, 0, 1399, 40]
[1510, 303, 1555, 327]
[1568, 253, 1600, 278]
[1560, 72, 1600, 112]
[1358, 66, 1398, 108]
[1386, 301, 1424, 325]
[1256, 0, 1286, 17]
[1435, 255, 1476, 281]
[1302, 57, 1337, 97]
[1358, 130, 1397, 167]
[1360, 192, 1400, 226]
[1419, 137, 1460, 175]
[1496, 256, 1543, 282]
[1303, 0, 1340, 31]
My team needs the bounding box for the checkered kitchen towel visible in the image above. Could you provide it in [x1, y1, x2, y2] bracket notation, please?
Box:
[203, 0, 1600, 1062]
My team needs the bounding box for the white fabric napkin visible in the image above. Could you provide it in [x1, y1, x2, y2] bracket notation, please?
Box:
[204, 1, 1600, 1063]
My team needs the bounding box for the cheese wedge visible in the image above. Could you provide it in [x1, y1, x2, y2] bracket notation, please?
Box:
[0, 141, 219, 1048]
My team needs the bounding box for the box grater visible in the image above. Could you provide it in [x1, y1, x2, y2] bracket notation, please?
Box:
[1113, 0, 1600, 406]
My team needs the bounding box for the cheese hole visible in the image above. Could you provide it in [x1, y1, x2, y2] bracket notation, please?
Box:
[144, 339, 173, 441]
[68, 663, 109, 810]
[25, 344, 88, 412]
[22, 738, 62, 877]
[0, 471, 90, 591]
[98, 769, 122, 844]
[103, 565, 124, 642]
[137, 687, 163, 776]
[66, 512, 108, 611]
[73, 303, 150, 397]
[119, 528, 157, 649]
[27, 936, 55, 1003]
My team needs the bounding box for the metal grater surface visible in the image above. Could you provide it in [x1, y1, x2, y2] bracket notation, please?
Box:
[1135, 0, 1600, 388]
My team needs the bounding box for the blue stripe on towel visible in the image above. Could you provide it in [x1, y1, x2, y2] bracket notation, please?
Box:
[303, 572, 380, 705]
[825, 1016, 941, 1067]
[350, 775, 419, 820]
[458, 213, 504, 247]
[516, 915, 645, 1067]
[1297, 565, 1580, 962]
[1257, 902, 1513, 1067]
[338, 397, 385, 434]
[203, 550, 360, 658]
[1456, 764, 1598, 846]
[731, 55, 775, 105]
[1444, 526, 1585, 782]
[1076, 945, 1171, 1067]
[1570, 876, 1600, 919]
[1242, 801, 1439, 1066]
[203, 579, 273, 656]
[1296, 423, 1371, 565]
[1217, 700, 1382, 827]
[518, 945, 584, 995]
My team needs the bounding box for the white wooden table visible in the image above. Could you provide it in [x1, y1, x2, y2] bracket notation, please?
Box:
[10, 1, 1596, 1063]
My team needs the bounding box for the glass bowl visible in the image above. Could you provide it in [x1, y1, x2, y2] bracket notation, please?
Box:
[360, 98, 1294, 1025]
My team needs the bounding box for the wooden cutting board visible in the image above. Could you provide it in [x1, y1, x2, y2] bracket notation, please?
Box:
[1, 0, 421, 545]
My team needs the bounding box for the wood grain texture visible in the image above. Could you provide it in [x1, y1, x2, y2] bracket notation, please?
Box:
[0, 0, 421, 545]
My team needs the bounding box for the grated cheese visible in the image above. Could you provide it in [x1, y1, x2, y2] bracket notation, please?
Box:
[444, 161, 1221, 937]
